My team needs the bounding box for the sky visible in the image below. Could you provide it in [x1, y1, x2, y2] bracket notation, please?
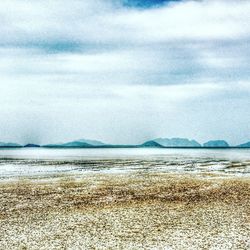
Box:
[0, 0, 249, 145]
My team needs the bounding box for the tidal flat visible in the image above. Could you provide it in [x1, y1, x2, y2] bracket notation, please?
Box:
[0, 149, 249, 249]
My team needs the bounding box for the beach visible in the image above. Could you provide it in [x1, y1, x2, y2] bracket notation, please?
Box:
[0, 149, 249, 249]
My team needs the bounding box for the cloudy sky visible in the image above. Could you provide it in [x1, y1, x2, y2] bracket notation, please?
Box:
[0, 0, 249, 145]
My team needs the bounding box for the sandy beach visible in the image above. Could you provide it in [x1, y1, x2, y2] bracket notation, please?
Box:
[0, 149, 249, 249]
[0, 169, 249, 249]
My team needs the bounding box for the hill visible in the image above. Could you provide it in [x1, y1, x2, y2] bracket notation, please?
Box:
[237, 141, 250, 148]
[153, 138, 201, 147]
[203, 140, 229, 148]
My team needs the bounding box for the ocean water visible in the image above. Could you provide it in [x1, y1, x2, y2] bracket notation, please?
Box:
[0, 148, 249, 180]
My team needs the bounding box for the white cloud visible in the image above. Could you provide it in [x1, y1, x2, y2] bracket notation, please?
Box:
[1, 0, 250, 44]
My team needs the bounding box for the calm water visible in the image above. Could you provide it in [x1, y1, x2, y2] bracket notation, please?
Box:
[0, 148, 249, 180]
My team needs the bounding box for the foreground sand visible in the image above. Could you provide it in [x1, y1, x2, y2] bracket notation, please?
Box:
[0, 172, 249, 250]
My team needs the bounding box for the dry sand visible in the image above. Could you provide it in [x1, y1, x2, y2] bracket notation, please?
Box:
[0, 172, 249, 249]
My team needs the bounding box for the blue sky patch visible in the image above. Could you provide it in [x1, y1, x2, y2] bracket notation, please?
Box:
[122, 0, 182, 8]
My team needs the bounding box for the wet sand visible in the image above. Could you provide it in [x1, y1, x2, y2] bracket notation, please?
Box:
[0, 171, 249, 249]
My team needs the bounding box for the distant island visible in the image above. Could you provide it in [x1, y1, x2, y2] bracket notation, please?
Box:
[153, 138, 201, 147]
[24, 144, 41, 148]
[0, 138, 250, 148]
[238, 141, 250, 148]
[203, 140, 229, 148]
[0, 142, 22, 148]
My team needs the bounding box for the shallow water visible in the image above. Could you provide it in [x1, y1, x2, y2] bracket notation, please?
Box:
[0, 148, 249, 180]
